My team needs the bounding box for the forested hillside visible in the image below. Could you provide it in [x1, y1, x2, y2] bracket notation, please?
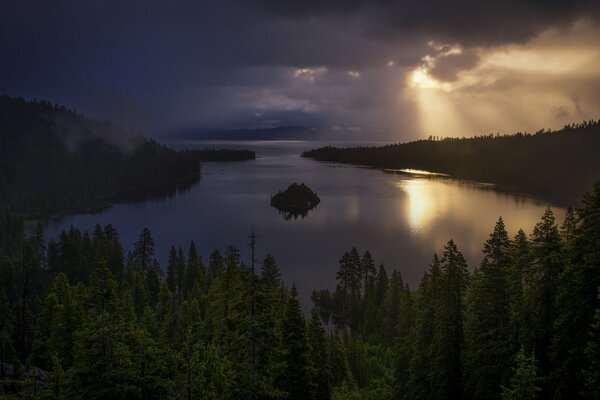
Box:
[1, 183, 599, 399]
[0, 96, 254, 250]
[302, 121, 600, 205]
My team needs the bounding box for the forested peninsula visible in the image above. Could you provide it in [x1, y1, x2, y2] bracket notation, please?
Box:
[0, 96, 254, 248]
[302, 121, 600, 205]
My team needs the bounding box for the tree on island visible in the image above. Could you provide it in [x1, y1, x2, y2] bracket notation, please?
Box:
[270, 183, 320, 220]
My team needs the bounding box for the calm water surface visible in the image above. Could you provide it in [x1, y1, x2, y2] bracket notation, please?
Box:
[42, 140, 565, 307]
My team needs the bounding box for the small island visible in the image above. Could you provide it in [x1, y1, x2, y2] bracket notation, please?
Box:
[270, 183, 320, 220]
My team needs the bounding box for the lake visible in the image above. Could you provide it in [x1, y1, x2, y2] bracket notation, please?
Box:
[41, 140, 566, 307]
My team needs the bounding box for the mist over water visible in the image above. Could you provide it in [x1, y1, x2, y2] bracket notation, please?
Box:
[41, 140, 565, 308]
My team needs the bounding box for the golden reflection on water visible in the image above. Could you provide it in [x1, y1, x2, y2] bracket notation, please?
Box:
[397, 177, 565, 255]
[400, 179, 450, 232]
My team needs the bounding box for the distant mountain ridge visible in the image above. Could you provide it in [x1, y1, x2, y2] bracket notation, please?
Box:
[175, 125, 319, 141]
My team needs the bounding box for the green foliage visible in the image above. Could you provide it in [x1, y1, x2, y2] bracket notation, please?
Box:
[501, 348, 541, 400]
[584, 288, 600, 399]
[279, 285, 312, 400]
[309, 308, 332, 400]
[463, 218, 513, 400]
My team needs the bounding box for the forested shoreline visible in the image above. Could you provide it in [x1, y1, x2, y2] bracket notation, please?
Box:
[0, 96, 254, 252]
[302, 121, 600, 205]
[1, 182, 599, 399]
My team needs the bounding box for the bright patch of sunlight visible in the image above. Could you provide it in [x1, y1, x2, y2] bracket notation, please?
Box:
[398, 179, 450, 232]
[409, 67, 451, 91]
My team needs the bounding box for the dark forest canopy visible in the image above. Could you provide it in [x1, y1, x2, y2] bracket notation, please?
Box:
[0, 96, 254, 243]
[0, 182, 599, 399]
[302, 120, 600, 205]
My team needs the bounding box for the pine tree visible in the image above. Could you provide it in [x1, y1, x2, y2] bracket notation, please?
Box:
[383, 269, 404, 344]
[69, 265, 139, 399]
[308, 308, 332, 400]
[464, 217, 513, 400]
[184, 241, 204, 300]
[361, 251, 377, 299]
[335, 252, 353, 323]
[348, 247, 362, 299]
[206, 250, 224, 291]
[374, 264, 389, 307]
[408, 255, 441, 400]
[176, 247, 186, 302]
[394, 281, 415, 399]
[584, 288, 600, 398]
[279, 284, 311, 400]
[29, 293, 62, 371]
[560, 206, 577, 244]
[104, 224, 125, 280]
[501, 348, 541, 400]
[133, 271, 149, 316]
[522, 208, 562, 389]
[553, 183, 600, 399]
[166, 246, 177, 294]
[330, 328, 353, 389]
[509, 229, 530, 351]
[146, 260, 161, 308]
[430, 240, 470, 400]
[255, 255, 284, 398]
[133, 228, 155, 274]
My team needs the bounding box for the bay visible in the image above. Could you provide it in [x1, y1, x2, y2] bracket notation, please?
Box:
[41, 140, 565, 307]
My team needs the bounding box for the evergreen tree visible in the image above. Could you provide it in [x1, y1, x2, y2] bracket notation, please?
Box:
[394, 281, 415, 400]
[279, 285, 311, 400]
[184, 241, 204, 300]
[522, 208, 562, 389]
[553, 183, 600, 399]
[584, 288, 600, 399]
[383, 269, 404, 344]
[430, 240, 470, 400]
[501, 348, 541, 400]
[255, 255, 285, 398]
[166, 246, 177, 294]
[335, 252, 353, 323]
[361, 251, 377, 298]
[463, 217, 513, 400]
[374, 264, 389, 307]
[408, 255, 441, 400]
[146, 260, 161, 308]
[133, 228, 155, 274]
[69, 265, 139, 399]
[509, 229, 530, 352]
[330, 328, 353, 389]
[308, 308, 332, 400]
[176, 247, 186, 302]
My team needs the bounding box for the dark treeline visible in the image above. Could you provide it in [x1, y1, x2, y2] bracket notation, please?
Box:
[1, 183, 600, 399]
[0, 96, 254, 251]
[302, 120, 600, 205]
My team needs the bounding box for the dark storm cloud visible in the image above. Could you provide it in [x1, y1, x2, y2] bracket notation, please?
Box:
[258, 0, 600, 46]
[0, 0, 598, 136]
[428, 50, 481, 82]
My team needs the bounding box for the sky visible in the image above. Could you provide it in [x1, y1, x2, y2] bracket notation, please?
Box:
[1, 0, 599, 140]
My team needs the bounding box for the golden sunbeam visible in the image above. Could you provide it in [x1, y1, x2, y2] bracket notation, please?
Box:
[409, 67, 451, 91]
